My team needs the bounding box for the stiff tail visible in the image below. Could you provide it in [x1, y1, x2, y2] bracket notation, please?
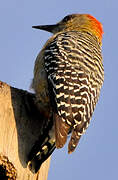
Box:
[28, 115, 55, 173]
[28, 139, 55, 173]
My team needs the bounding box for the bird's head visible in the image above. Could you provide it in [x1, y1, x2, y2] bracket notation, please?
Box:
[32, 14, 103, 44]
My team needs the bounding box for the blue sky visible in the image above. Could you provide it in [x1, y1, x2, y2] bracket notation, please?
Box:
[0, 0, 117, 179]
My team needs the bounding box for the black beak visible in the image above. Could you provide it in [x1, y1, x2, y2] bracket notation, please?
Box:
[32, 24, 57, 33]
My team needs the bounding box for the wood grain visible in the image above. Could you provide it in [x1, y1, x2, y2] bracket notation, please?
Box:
[0, 81, 50, 180]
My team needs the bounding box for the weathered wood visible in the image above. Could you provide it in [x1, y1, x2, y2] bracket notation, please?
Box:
[0, 81, 50, 180]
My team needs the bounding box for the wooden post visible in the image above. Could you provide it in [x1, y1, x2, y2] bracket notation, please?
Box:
[0, 81, 50, 180]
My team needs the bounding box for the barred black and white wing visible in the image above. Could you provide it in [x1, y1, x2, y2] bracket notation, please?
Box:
[44, 31, 104, 153]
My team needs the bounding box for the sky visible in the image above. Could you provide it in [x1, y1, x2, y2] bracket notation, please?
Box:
[0, 0, 118, 179]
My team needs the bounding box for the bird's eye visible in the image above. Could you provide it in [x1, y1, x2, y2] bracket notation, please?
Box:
[62, 15, 72, 22]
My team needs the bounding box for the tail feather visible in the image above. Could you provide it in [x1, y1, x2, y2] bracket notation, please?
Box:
[28, 141, 55, 173]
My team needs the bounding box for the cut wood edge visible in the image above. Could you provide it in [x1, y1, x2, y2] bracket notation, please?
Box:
[0, 81, 51, 180]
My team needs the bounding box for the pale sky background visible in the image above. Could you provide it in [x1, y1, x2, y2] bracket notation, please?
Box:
[0, 0, 117, 180]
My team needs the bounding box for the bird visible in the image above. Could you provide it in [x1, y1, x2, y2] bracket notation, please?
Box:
[28, 14, 104, 173]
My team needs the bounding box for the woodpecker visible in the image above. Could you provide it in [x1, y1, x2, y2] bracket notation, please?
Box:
[28, 14, 104, 173]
